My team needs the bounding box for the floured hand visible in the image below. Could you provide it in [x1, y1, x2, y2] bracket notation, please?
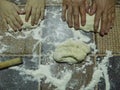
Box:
[25, 0, 46, 26]
[0, 0, 24, 31]
[87, 0, 115, 36]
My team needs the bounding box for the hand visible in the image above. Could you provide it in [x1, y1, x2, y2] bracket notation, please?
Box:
[87, 0, 115, 36]
[25, 0, 46, 26]
[0, 0, 24, 31]
[62, 0, 87, 30]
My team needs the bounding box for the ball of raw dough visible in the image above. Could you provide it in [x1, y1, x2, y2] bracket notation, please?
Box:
[53, 39, 90, 64]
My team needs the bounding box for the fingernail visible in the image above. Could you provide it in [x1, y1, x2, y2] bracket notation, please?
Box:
[14, 30, 17, 32]
[82, 22, 85, 26]
[110, 26, 113, 29]
[21, 23, 23, 25]
[100, 32, 104, 36]
[19, 28, 22, 31]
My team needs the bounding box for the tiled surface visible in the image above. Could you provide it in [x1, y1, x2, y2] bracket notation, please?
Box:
[40, 6, 95, 90]
[0, 56, 39, 90]
[0, 5, 120, 90]
[0, 32, 38, 55]
[98, 56, 120, 90]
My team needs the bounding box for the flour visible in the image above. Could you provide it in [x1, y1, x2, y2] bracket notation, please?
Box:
[10, 64, 72, 90]
[80, 51, 112, 90]
[0, 6, 112, 90]
[71, 29, 91, 43]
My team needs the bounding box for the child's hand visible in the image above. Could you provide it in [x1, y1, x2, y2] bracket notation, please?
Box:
[0, 0, 23, 31]
[25, 0, 46, 26]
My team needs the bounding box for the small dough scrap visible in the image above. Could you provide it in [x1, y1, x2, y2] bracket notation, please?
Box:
[53, 39, 90, 64]
[8, 15, 38, 31]
[80, 14, 100, 32]
[20, 15, 38, 29]
[80, 14, 94, 32]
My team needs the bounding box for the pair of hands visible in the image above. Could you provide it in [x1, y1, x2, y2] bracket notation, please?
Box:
[0, 0, 45, 31]
[62, 0, 115, 36]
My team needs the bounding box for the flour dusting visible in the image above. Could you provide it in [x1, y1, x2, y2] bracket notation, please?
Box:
[80, 51, 112, 90]
[0, 6, 113, 90]
[10, 64, 72, 90]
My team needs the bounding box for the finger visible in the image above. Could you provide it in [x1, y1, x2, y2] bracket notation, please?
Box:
[6, 18, 17, 31]
[85, 0, 90, 14]
[73, 6, 80, 29]
[94, 10, 102, 33]
[31, 7, 37, 26]
[62, 5, 67, 21]
[9, 15, 21, 29]
[67, 6, 73, 28]
[25, 5, 32, 22]
[13, 12, 23, 25]
[90, 1, 96, 15]
[100, 13, 108, 36]
[104, 14, 111, 34]
[35, 8, 41, 25]
[4, 19, 9, 30]
[40, 8, 45, 20]
[3, 19, 9, 30]
[111, 12, 115, 27]
[80, 6, 86, 26]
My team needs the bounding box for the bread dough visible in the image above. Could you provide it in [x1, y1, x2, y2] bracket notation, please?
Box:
[80, 14, 100, 32]
[53, 39, 90, 64]
[80, 14, 94, 32]
[20, 15, 38, 29]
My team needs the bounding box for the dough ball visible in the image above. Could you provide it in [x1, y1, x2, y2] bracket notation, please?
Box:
[53, 39, 90, 64]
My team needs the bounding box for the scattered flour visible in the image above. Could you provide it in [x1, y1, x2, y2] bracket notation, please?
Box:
[0, 6, 112, 90]
[10, 64, 72, 90]
[80, 51, 112, 90]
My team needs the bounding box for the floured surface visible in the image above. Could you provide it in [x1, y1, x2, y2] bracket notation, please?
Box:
[0, 6, 115, 90]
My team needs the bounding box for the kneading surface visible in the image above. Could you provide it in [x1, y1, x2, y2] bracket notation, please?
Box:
[53, 39, 90, 64]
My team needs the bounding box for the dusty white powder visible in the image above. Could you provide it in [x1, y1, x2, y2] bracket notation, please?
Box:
[10, 64, 72, 90]
[80, 51, 112, 90]
[1, 6, 112, 90]
[71, 29, 91, 43]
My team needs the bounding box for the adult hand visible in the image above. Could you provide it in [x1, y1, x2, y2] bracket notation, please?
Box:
[88, 0, 115, 36]
[0, 0, 24, 31]
[25, 0, 46, 26]
[62, 0, 87, 30]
